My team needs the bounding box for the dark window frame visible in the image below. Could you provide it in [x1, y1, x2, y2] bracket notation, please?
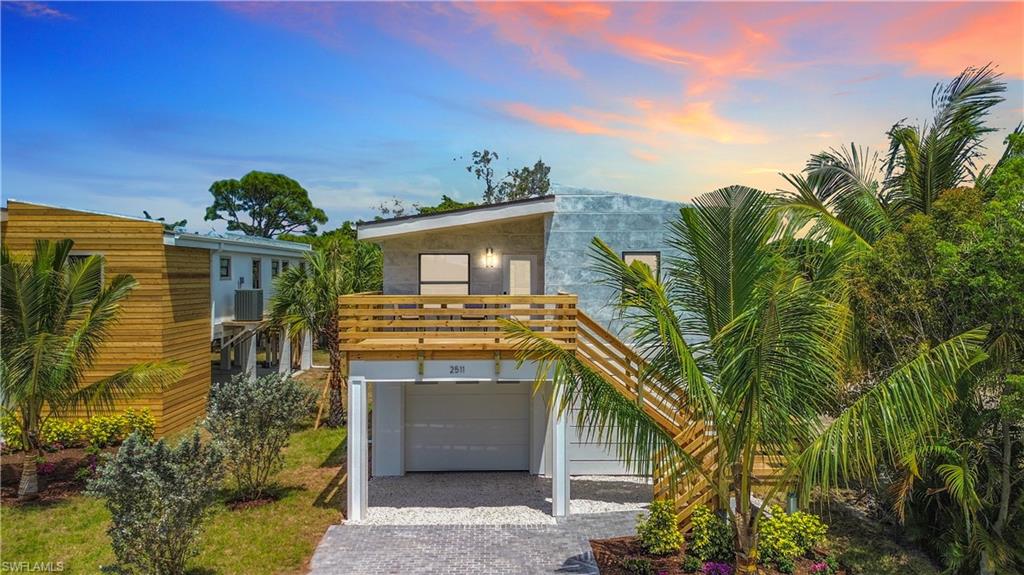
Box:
[251, 258, 262, 290]
[219, 256, 232, 280]
[418, 253, 471, 295]
[271, 259, 280, 278]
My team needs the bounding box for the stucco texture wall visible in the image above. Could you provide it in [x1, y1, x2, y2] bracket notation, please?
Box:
[379, 216, 546, 295]
[544, 187, 683, 336]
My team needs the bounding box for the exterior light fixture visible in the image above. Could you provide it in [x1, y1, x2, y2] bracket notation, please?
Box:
[485, 247, 495, 268]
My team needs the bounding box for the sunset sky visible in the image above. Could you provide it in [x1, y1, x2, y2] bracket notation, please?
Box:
[3, 1, 1022, 229]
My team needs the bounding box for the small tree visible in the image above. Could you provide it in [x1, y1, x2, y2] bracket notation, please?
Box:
[203, 373, 315, 500]
[88, 432, 223, 575]
[204, 171, 328, 237]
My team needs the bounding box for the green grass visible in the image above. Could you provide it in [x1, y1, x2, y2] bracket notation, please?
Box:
[2, 425, 346, 575]
[815, 502, 941, 575]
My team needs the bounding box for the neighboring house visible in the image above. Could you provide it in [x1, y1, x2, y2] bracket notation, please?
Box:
[1, 200, 313, 434]
[342, 188, 689, 521]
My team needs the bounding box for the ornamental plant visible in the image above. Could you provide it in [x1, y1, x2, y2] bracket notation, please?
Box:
[757, 505, 828, 569]
[690, 506, 733, 562]
[88, 432, 223, 575]
[636, 500, 684, 555]
[203, 372, 314, 500]
[0, 409, 156, 452]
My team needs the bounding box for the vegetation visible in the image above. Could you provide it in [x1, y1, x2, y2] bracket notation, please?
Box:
[506, 185, 985, 572]
[636, 500, 684, 555]
[203, 373, 316, 501]
[142, 210, 187, 232]
[3, 418, 345, 575]
[204, 170, 328, 237]
[87, 432, 224, 575]
[1, 239, 181, 500]
[462, 148, 551, 203]
[270, 237, 381, 426]
[757, 506, 828, 572]
[1, 409, 155, 451]
[690, 506, 734, 563]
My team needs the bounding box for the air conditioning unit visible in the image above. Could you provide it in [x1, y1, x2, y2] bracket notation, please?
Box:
[234, 289, 264, 321]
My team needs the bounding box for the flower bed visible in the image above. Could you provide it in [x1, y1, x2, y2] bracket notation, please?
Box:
[1, 409, 155, 452]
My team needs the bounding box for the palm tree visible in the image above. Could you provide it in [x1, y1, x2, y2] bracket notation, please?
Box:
[270, 236, 381, 427]
[780, 65, 1006, 248]
[505, 186, 987, 572]
[1, 239, 182, 500]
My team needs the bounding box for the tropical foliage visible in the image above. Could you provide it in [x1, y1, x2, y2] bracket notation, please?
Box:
[204, 170, 328, 237]
[270, 235, 381, 426]
[505, 185, 987, 571]
[1, 409, 155, 451]
[1, 239, 181, 499]
[637, 500, 684, 555]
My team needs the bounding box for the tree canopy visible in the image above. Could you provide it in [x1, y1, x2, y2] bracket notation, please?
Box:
[204, 171, 327, 238]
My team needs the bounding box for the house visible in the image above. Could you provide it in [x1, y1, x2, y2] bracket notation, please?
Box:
[341, 188, 712, 522]
[1, 200, 313, 434]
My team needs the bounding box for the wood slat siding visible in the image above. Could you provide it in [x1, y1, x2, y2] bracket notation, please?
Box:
[1, 201, 211, 435]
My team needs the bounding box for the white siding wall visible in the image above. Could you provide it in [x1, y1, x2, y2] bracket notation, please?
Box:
[210, 250, 303, 330]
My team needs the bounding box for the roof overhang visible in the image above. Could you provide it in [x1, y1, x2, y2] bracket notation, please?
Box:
[165, 232, 312, 257]
[358, 195, 555, 241]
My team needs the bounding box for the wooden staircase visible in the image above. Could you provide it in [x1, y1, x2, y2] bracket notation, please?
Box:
[574, 311, 718, 530]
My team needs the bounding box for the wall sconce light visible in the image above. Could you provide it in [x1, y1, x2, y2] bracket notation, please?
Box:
[485, 247, 496, 268]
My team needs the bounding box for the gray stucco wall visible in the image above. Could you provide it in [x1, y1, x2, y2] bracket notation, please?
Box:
[379, 216, 546, 295]
[544, 187, 683, 337]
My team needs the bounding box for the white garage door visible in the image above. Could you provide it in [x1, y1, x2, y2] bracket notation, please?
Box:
[404, 381, 531, 471]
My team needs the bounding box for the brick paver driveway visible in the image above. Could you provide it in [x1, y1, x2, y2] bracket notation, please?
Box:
[308, 473, 649, 574]
[309, 510, 636, 574]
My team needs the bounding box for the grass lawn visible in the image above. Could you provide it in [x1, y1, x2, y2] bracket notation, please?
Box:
[2, 423, 346, 574]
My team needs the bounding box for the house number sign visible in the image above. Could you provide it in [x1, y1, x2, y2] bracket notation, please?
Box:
[449, 364, 466, 375]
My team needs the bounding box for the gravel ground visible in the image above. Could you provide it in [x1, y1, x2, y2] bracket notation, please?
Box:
[357, 472, 651, 525]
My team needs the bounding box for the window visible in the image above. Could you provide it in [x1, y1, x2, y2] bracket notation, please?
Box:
[219, 256, 232, 280]
[622, 252, 660, 276]
[282, 260, 290, 272]
[251, 259, 262, 289]
[271, 260, 280, 278]
[419, 253, 470, 295]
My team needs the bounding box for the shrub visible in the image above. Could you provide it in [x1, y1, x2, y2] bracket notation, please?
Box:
[0, 410, 156, 452]
[757, 505, 828, 569]
[636, 500, 684, 555]
[203, 373, 314, 500]
[88, 431, 223, 575]
[690, 506, 733, 562]
[702, 561, 734, 575]
[620, 557, 655, 575]
[681, 554, 702, 573]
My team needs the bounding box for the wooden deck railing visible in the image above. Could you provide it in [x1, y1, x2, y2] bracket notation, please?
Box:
[338, 294, 578, 352]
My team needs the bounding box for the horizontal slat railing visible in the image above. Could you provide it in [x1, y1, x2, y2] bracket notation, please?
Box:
[338, 294, 577, 352]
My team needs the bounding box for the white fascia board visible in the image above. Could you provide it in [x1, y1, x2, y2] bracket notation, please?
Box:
[358, 196, 555, 241]
[164, 233, 312, 258]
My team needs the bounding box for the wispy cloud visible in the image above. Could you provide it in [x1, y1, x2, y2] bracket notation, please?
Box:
[3, 1, 72, 20]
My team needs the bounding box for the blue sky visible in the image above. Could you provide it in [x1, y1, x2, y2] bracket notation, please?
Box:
[3, 1, 1022, 232]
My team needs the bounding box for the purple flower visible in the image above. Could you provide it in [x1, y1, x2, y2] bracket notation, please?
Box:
[810, 561, 829, 574]
[702, 562, 734, 575]
[37, 462, 57, 475]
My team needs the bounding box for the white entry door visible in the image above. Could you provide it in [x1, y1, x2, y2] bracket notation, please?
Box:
[503, 255, 536, 295]
[404, 381, 531, 471]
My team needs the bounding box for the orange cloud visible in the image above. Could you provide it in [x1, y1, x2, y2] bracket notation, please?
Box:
[891, 3, 1023, 78]
[630, 149, 662, 163]
[502, 102, 615, 136]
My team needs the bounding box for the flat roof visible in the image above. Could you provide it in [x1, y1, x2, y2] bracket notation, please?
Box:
[358, 195, 555, 241]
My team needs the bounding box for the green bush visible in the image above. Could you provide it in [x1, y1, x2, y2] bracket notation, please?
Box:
[619, 557, 655, 575]
[0, 410, 155, 451]
[681, 554, 702, 572]
[757, 505, 828, 569]
[636, 500, 684, 555]
[690, 505, 733, 562]
[88, 431, 223, 575]
[203, 373, 314, 500]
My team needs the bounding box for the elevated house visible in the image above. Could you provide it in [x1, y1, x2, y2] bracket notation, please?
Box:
[1, 200, 313, 434]
[341, 188, 716, 524]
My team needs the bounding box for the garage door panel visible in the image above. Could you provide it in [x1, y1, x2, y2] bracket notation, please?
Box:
[404, 382, 531, 472]
[405, 394, 529, 420]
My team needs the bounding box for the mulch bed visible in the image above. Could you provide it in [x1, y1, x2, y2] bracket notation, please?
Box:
[0, 446, 114, 504]
[591, 535, 846, 575]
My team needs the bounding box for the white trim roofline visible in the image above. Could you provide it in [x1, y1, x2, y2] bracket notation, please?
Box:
[357, 195, 555, 241]
[165, 231, 312, 257]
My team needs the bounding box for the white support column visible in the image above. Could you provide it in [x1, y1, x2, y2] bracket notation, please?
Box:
[244, 332, 257, 378]
[278, 333, 293, 376]
[347, 376, 369, 522]
[300, 329, 313, 370]
[551, 385, 570, 517]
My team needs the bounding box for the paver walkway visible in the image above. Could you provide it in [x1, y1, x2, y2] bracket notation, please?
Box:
[309, 510, 637, 574]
